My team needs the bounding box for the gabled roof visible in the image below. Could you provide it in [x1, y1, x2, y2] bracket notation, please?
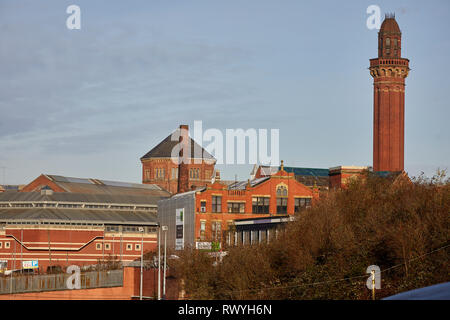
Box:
[141, 129, 215, 161]
[0, 208, 157, 225]
[22, 174, 171, 197]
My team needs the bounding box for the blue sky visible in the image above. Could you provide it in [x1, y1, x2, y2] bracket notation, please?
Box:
[0, 0, 449, 184]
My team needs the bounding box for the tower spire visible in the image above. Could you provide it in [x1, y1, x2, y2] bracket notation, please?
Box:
[369, 16, 410, 173]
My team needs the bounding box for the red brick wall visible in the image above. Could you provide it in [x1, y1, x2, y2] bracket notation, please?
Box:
[0, 227, 157, 272]
[142, 158, 214, 194]
[193, 169, 316, 245]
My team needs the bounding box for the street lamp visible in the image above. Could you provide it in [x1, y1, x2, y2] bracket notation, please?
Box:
[138, 227, 144, 300]
[158, 226, 161, 300]
[161, 225, 168, 299]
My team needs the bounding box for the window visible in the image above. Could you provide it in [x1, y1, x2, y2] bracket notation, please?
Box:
[276, 185, 288, 197]
[211, 221, 221, 241]
[200, 220, 206, 240]
[171, 168, 178, 179]
[0, 242, 2, 249]
[295, 198, 312, 213]
[135, 244, 141, 251]
[386, 37, 390, 46]
[189, 168, 200, 180]
[155, 168, 165, 179]
[276, 198, 288, 214]
[106, 225, 119, 232]
[104, 243, 111, 250]
[96, 243, 102, 250]
[227, 202, 245, 213]
[252, 197, 270, 213]
[123, 226, 138, 233]
[126, 244, 133, 251]
[212, 196, 222, 213]
[4, 242, 9, 249]
[276, 185, 288, 214]
[200, 201, 206, 212]
[145, 169, 151, 181]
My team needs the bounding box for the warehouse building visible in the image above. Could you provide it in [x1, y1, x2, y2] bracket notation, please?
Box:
[0, 174, 170, 273]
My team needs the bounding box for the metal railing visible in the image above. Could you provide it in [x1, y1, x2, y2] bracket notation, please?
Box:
[0, 269, 123, 295]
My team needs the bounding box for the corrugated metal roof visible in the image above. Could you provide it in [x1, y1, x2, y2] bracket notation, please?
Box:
[171, 187, 206, 198]
[0, 192, 165, 205]
[0, 208, 157, 225]
[41, 174, 171, 197]
[258, 166, 329, 177]
[227, 177, 270, 190]
[282, 166, 329, 177]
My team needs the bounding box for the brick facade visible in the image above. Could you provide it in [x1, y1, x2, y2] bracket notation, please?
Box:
[192, 166, 318, 247]
[369, 15, 409, 172]
[0, 226, 157, 273]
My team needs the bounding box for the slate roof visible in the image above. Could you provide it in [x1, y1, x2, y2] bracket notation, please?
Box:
[27, 174, 171, 197]
[140, 129, 215, 161]
[0, 208, 157, 225]
[0, 191, 164, 206]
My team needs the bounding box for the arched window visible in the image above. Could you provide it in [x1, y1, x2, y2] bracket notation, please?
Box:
[276, 185, 288, 214]
[386, 38, 391, 46]
[276, 185, 288, 197]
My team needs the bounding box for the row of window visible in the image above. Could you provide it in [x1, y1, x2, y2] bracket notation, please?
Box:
[95, 242, 141, 251]
[0, 242, 10, 249]
[105, 226, 157, 233]
[199, 221, 226, 241]
[147, 168, 178, 181]
[203, 196, 311, 214]
[144, 167, 212, 181]
[1, 202, 155, 211]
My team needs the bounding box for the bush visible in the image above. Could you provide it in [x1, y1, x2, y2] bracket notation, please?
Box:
[171, 171, 450, 299]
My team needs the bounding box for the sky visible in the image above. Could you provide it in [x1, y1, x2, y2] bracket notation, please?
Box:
[0, 0, 449, 185]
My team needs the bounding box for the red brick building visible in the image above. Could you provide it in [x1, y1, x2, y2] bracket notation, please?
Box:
[158, 162, 318, 250]
[140, 125, 216, 194]
[370, 14, 410, 173]
[0, 174, 170, 273]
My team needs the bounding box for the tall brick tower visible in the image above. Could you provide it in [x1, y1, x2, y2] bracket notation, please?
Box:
[369, 14, 410, 172]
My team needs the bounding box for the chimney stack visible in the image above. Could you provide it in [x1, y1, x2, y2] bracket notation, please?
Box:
[177, 124, 190, 194]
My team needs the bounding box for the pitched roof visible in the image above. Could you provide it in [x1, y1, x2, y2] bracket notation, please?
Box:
[0, 208, 157, 225]
[140, 129, 215, 160]
[0, 191, 164, 206]
[23, 174, 171, 197]
[282, 166, 329, 177]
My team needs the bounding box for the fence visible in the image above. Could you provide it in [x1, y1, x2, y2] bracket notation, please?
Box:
[0, 269, 123, 295]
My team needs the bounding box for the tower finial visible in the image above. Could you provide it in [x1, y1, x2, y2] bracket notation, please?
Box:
[280, 160, 284, 171]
